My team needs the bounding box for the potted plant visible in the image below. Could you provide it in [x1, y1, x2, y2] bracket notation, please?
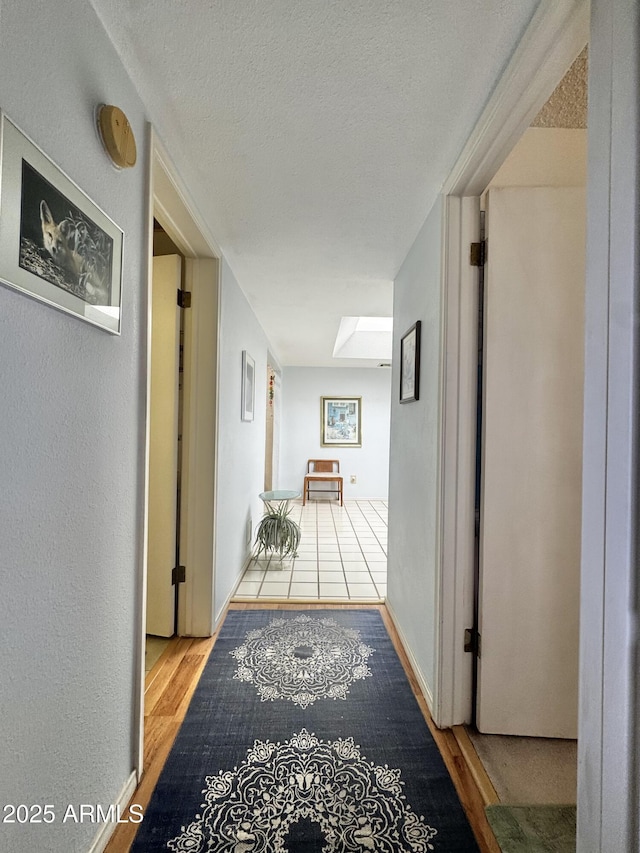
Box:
[253, 501, 301, 561]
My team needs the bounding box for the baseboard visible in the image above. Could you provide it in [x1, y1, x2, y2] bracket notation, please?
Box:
[87, 770, 138, 853]
[451, 725, 500, 807]
[215, 564, 249, 625]
[385, 599, 434, 714]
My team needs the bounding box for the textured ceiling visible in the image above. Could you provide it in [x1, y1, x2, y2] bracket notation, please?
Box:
[90, 0, 542, 366]
[533, 47, 588, 128]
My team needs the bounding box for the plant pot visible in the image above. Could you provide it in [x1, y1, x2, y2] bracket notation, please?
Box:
[253, 502, 301, 561]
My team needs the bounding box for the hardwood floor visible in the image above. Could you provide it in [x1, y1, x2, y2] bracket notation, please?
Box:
[104, 603, 500, 853]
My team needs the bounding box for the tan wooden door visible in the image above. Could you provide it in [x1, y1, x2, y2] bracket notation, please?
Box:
[477, 187, 585, 738]
[146, 255, 181, 637]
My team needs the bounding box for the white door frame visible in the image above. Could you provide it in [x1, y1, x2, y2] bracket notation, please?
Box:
[436, 0, 589, 728]
[439, 0, 640, 848]
[134, 129, 222, 777]
[577, 0, 640, 848]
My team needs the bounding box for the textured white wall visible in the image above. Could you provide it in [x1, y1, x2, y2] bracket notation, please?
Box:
[579, 0, 640, 847]
[214, 259, 274, 618]
[387, 197, 443, 700]
[279, 367, 392, 499]
[0, 0, 148, 851]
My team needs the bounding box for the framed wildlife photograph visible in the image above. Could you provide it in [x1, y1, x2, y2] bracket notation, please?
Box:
[321, 396, 362, 447]
[400, 320, 421, 403]
[241, 350, 255, 421]
[0, 113, 123, 334]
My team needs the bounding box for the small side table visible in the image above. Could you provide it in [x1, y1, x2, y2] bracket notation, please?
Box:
[259, 490, 301, 512]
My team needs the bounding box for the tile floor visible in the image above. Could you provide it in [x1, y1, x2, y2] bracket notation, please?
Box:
[234, 498, 387, 601]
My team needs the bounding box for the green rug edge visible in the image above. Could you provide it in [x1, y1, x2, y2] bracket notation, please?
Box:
[485, 804, 576, 853]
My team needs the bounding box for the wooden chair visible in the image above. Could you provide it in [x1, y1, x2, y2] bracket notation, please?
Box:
[303, 459, 343, 505]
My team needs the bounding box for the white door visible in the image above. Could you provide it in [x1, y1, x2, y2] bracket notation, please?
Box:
[146, 254, 181, 637]
[476, 187, 585, 738]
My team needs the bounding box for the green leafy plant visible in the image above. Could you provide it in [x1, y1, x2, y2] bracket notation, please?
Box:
[253, 502, 301, 561]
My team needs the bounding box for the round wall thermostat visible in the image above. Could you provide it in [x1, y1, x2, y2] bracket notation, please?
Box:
[97, 104, 137, 169]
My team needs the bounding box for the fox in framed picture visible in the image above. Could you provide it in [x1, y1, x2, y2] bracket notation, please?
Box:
[19, 160, 113, 305]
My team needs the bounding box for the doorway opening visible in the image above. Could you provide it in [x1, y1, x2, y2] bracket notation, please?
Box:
[135, 134, 222, 779]
[431, 8, 591, 836]
[146, 223, 185, 641]
[467, 48, 587, 806]
[264, 362, 281, 492]
[144, 223, 186, 678]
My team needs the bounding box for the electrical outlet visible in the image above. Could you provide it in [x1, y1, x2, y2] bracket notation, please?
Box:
[350, 475, 357, 484]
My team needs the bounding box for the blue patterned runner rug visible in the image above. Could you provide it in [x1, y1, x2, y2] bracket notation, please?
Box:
[132, 609, 480, 852]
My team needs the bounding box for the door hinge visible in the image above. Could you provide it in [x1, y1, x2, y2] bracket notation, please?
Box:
[177, 289, 192, 308]
[470, 241, 486, 267]
[464, 627, 481, 657]
[172, 565, 186, 585]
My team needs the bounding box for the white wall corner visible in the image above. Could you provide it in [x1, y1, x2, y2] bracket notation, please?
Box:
[87, 771, 138, 853]
[386, 600, 435, 716]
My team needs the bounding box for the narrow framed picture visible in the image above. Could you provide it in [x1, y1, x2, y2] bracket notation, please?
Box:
[0, 112, 123, 334]
[400, 320, 421, 403]
[241, 350, 255, 421]
[321, 396, 362, 447]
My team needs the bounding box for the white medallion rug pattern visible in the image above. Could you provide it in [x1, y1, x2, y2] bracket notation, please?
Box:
[231, 615, 375, 708]
[167, 728, 438, 853]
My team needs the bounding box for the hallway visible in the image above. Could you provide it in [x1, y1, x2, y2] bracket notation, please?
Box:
[234, 499, 387, 601]
[105, 603, 500, 852]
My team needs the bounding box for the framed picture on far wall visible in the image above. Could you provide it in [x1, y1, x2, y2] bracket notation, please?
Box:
[241, 350, 255, 421]
[0, 112, 123, 333]
[321, 396, 362, 447]
[400, 320, 421, 403]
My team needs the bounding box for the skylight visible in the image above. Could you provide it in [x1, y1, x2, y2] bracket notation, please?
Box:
[332, 316, 393, 360]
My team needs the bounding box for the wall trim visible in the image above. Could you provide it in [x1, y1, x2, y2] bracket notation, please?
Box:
[215, 569, 249, 626]
[179, 257, 221, 637]
[153, 139, 220, 260]
[133, 126, 155, 783]
[578, 0, 640, 847]
[435, 195, 479, 726]
[135, 127, 223, 776]
[87, 771, 138, 853]
[385, 600, 434, 714]
[442, 0, 589, 197]
[149, 134, 221, 639]
[436, 0, 590, 728]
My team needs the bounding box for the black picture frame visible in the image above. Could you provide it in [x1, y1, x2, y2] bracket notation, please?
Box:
[399, 320, 421, 403]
